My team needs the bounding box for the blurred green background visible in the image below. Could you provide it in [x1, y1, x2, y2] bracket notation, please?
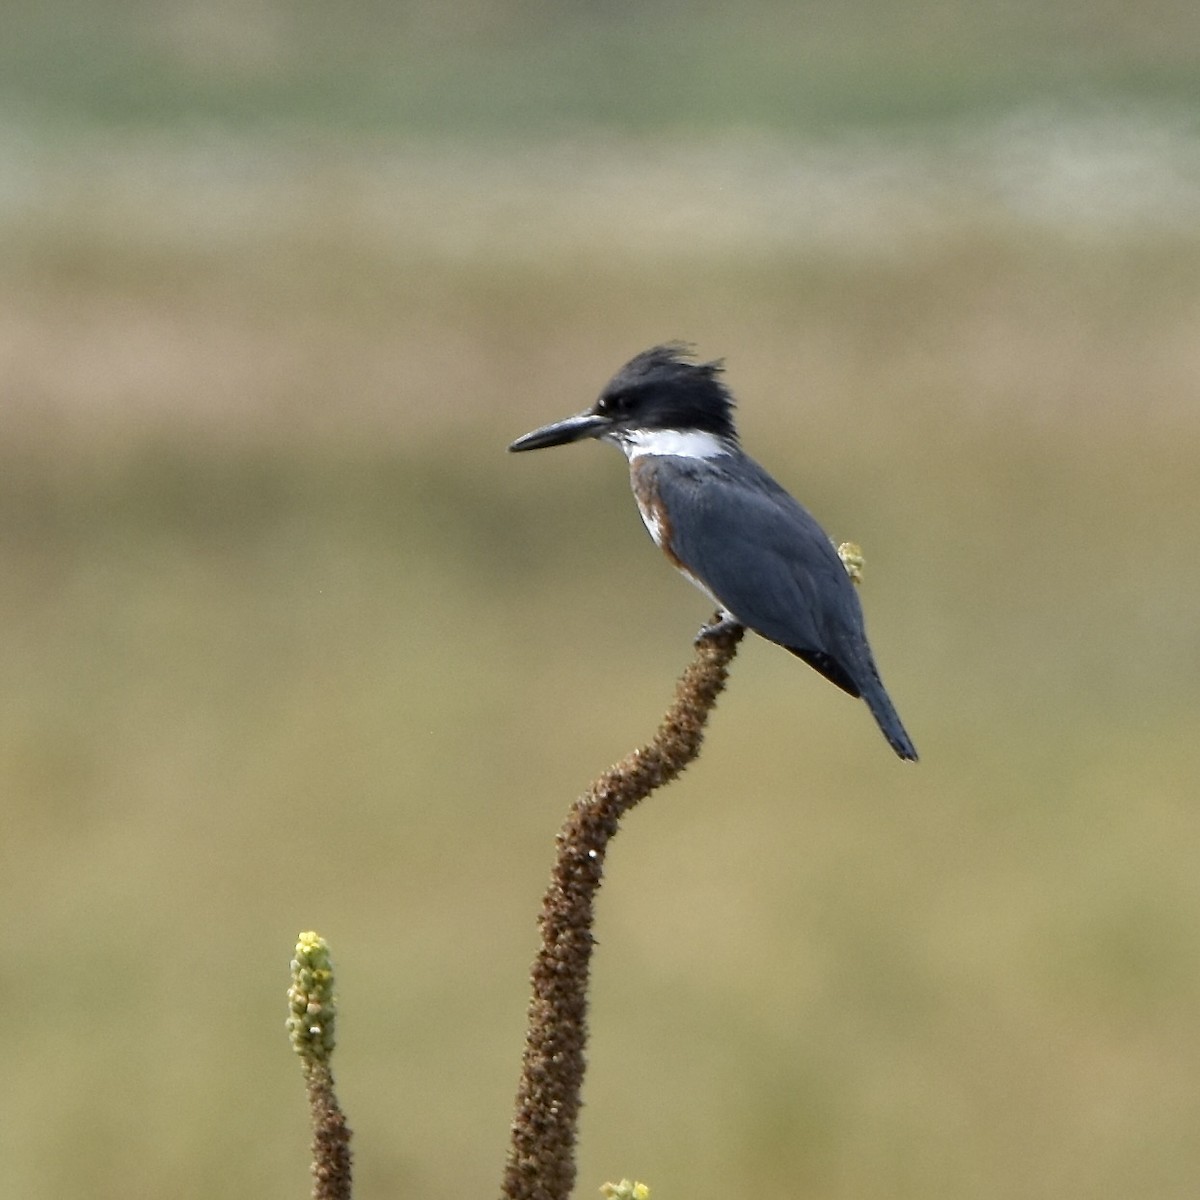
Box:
[4, 2, 1200, 1197]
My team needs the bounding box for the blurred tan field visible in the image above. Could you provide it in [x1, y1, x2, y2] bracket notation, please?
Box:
[4, 5, 1200, 1198]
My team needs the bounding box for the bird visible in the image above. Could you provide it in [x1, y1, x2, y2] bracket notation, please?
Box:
[508, 344, 917, 760]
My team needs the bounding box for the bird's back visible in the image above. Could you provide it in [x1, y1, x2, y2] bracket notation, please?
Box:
[638, 451, 917, 759]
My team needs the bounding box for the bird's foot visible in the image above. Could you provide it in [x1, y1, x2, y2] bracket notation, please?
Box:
[694, 611, 743, 644]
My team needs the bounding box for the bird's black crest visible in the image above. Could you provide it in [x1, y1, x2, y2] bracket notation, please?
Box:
[599, 343, 739, 442]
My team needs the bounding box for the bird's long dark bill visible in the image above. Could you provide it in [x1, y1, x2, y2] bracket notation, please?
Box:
[508, 412, 609, 452]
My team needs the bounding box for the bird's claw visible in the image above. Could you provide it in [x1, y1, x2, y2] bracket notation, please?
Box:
[694, 612, 743, 644]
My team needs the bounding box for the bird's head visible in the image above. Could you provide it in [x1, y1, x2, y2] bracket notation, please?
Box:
[509, 343, 738, 455]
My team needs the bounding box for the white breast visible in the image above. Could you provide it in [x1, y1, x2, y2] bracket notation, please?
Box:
[636, 498, 667, 548]
[614, 427, 731, 461]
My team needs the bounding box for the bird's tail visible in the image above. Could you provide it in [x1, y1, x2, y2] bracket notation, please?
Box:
[861, 673, 918, 761]
[789, 644, 918, 760]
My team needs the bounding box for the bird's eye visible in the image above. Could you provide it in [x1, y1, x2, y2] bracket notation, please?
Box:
[598, 392, 629, 416]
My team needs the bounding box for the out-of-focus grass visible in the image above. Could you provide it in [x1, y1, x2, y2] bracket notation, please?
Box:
[4, 133, 1200, 1200]
[4, 0, 1200, 133]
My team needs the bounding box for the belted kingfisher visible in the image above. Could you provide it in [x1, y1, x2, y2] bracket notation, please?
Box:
[509, 344, 917, 761]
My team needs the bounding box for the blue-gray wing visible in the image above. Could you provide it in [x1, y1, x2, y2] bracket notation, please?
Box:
[647, 454, 919, 761]
[650, 455, 872, 694]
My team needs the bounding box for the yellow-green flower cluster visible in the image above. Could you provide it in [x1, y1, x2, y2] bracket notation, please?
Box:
[600, 1180, 649, 1200]
[837, 540, 865, 586]
[287, 931, 337, 1064]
